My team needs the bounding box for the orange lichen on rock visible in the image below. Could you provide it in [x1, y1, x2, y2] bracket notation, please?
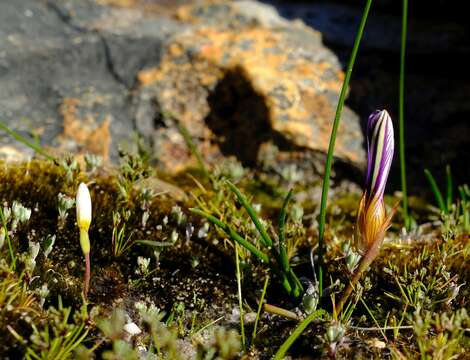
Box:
[136, 19, 364, 165]
[56, 97, 111, 161]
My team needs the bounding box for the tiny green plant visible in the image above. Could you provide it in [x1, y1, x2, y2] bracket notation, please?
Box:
[191, 181, 304, 299]
[25, 297, 88, 360]
[111, 210, 135, 257]
[76, 182, 92, 300]
[0, 207, 16, 268]
[0, 201, 32, 269]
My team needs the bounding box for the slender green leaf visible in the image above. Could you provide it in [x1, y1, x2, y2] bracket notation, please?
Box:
[424, 169, 447, 213]
[287, 268, 303, 299]
[235, 245, 246, 352]
[317, 0, 373, 294]
[399, 0, 410, 230]
[0, 121, 56, 161]
[190, 208, 269, 263]
[252, 275, 270, 341]
[273, 309, 328, 360]
[446, 165, 453, 211]
[174, 117, 210, 180]
[226, 180, 273, 248]
[278, 189, 293, 274]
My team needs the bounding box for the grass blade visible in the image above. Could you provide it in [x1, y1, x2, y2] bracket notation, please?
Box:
[273, 309, 327, 360]
[317, 0, 374, 295]
[252, 274, 269, 342]
[424, 169, 447, 213]
[175, 118, 210, 180]
[190, 208, 269, 263]
[0, 121, 56, 161]
[226, 180, 273, 248]
[459, 186, 469, 231]
[446, 165, 453, 211]
[235, 245, 246, 352]
[278, 189, 293, 273]
[399, 0, 410, 230]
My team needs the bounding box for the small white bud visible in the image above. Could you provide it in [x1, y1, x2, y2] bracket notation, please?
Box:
[124, 322, 142, 336]
[76, 183, 92, 231]
[0, 228, 5, 250]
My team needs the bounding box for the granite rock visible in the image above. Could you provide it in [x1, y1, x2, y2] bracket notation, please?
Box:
[134, 0, 364, 171]
[0, 0, 365, 174]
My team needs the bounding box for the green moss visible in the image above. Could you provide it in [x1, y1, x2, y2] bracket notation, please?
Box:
[0, 158, 468, 359]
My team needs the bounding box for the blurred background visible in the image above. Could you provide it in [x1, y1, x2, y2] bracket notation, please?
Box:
[1, 0, 468, 196]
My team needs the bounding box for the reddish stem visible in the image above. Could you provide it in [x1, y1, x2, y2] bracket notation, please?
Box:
[336, 240, 380, 315]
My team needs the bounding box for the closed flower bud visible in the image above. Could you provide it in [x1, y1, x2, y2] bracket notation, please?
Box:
[76, 182, 92, 299]
[356, 110, 394, 254]
[76, 183, 92, 232]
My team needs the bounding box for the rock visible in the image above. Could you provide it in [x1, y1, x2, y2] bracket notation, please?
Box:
[0, 0, 184, 162]
[134, 0, 365, 171]
[1, 0, 365, 174]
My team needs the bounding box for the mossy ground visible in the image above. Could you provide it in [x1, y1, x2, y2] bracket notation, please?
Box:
[0, 158, 468, 359]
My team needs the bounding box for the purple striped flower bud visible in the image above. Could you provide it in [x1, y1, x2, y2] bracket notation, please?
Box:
[356, 110, 394, 254]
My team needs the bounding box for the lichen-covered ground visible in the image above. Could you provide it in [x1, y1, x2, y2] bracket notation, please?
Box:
[0, 155, 468, 359]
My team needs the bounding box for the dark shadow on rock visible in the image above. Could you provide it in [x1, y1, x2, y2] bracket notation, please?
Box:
[205, 66, 273, 167]
[205, 66, 364, 182]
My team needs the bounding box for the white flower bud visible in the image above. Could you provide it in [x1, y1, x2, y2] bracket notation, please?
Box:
[76, 183, 92, 231]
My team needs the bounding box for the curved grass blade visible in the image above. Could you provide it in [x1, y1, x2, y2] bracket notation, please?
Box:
[0, 121, 56, 161]
[226, 180, 273, 248]
[273, 309, 328, 360]
[190, 208, 269, 263]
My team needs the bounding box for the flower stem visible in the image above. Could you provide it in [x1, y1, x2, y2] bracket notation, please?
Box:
[84, 251, 90, 300]
[336, 239, 380, 315]
[317, 0, 373, 294]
